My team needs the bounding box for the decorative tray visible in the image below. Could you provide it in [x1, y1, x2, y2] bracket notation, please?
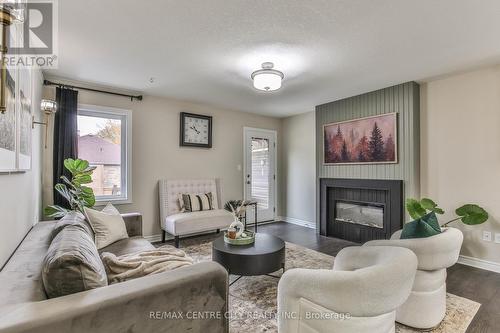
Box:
[224, 230, 255, 245]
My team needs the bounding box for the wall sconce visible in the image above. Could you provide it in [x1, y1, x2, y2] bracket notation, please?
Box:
[32, 99, 57, 148]
[40, 99, 57, 113]
[0, 1, 24, 114]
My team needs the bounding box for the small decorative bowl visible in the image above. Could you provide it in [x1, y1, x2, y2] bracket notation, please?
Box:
[224, 230, 255, 245]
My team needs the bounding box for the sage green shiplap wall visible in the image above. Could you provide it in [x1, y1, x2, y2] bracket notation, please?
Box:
[315, 82, 420, 225]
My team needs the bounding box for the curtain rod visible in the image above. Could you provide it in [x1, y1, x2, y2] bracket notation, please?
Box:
[43, 80, 143, 101]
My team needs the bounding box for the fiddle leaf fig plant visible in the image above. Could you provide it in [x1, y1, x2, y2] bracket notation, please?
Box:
[44, 158, 96, 218]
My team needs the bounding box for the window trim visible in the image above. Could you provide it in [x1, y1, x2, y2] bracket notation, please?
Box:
[77, 104, 133, 205]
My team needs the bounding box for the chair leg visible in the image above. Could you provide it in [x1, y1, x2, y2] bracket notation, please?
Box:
[174, 236, 180, 248]
[162, 230, 166, 243]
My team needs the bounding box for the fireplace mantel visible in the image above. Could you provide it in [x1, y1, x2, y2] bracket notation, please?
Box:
[319, 178, 403, 243]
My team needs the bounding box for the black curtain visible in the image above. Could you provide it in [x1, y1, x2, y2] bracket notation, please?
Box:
[53, 87, 79, 207]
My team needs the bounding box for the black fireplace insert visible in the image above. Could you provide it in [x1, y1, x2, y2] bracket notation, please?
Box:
[320, 178, 403, 243]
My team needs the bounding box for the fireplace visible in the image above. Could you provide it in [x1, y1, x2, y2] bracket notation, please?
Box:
[335, 201, 384, 229]
[320, 178, 403, 243]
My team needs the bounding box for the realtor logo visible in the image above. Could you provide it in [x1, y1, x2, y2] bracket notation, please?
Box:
[4, 0, 58, 68]
[15, 2, 53, 54]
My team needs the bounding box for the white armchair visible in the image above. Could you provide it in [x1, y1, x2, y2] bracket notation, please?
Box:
[364, 228, 463, 329]
[277, 246, 417, 333]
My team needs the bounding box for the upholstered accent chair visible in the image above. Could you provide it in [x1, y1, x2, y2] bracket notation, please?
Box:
[159, 179, 233, 247]
[364, 228, 463, 329]
[277, 246, 418, 333]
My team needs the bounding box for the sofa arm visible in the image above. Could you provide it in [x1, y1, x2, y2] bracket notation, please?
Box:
[122, 213, 143, 237]
[0, 262, 229, 333]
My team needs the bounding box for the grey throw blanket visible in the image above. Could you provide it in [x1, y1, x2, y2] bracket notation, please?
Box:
[101, 245, 194, 284]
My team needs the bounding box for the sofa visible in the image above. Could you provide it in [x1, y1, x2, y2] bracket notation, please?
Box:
[277, 246, 418, 333]
[365, 228, 463, 329]
[0, 212, 228, 333]
[159, 179, 234, 247]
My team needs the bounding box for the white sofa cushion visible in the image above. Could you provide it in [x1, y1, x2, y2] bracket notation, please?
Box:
[165, 209, 233, 236]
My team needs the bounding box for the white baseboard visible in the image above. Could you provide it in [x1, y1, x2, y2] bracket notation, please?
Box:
[458, 255, 500, 273]
[277, 216, 316, 229]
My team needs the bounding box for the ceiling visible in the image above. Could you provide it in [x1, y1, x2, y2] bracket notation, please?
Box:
[46, 0, 500, 117]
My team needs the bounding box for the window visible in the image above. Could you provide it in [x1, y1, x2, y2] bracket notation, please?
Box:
[77, 105, 132, 203]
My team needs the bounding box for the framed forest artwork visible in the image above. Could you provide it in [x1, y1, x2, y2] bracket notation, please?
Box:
[18, 67, 32, 170]
[0, 61, 17, 172]
[0, 23, 33, 172]
[323, 113, 397, 165]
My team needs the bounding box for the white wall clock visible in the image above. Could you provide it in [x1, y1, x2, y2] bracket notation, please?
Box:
[180, 112, 212, 148]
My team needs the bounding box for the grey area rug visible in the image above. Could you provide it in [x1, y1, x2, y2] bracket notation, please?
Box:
[174, 237, 481, 333]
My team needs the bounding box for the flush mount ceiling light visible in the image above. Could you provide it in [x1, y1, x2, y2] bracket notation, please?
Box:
[251, 62, 284, 92]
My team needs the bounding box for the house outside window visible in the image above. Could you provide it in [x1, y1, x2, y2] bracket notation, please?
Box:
[77, 105, 132, 204]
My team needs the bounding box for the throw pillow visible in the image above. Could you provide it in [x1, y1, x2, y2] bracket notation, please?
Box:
[401, 212, 442, 239]
[51, 210, 95, 241]
[84, 203, 129, 249]
[179, 192, 215, 212]
[42, 224, 108, 298]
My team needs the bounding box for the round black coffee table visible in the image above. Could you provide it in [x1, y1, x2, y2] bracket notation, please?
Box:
[212, 233, 285, 286]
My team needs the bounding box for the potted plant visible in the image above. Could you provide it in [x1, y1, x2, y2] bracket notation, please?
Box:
[224, 200, 251, 239]
[44, 158, 96, 218]
[224, 200, 250, 221]
[402, 198, 489, 239]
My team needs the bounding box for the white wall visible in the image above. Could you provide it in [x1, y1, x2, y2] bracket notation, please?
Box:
[0, 69, 44, 268]
[421, 65, 500, 265]
[42, 80, 283, 238]
[281, 111, 316, 227]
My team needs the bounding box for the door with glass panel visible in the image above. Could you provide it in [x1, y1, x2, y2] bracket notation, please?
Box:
[244, 128, 277, 223]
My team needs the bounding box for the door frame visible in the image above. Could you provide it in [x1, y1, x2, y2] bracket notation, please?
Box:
[243, 127, 278, 222]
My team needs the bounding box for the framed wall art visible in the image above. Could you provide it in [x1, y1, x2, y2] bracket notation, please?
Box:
[0, 22, 33, 173]
[323, 113, 397, 165]
[17, 66, 32, 170]
[0, 64, 17, 172]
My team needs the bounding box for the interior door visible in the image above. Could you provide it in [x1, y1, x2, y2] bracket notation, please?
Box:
[244, 128, 276, 223]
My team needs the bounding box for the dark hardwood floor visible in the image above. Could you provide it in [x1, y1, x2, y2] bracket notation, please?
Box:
[165, 221, 500, 333]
